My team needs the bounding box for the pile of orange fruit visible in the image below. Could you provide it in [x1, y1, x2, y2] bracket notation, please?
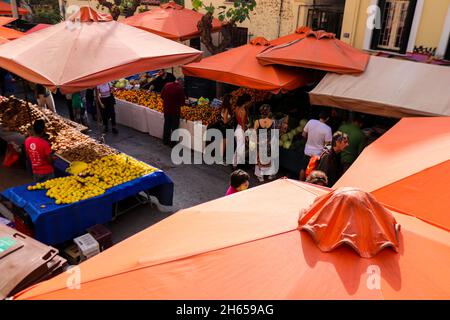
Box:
[230, 88, 273, 107]
[114, 89, 220, 126]
[114, 89, 163, 113]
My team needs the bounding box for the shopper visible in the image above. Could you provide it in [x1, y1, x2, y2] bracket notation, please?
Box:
[299, 110, 332, 181]
[161, 77, 185, 146]
[35, 84, 57, 114]
[208, 94, 235, 162]
[226, 169, 250, 196]
[72, 91, 87, 126]
[65, 93, 74, 121]
[305, 170, 328, 187]
[338, 114, 366, 173]
[317, 131, 349, 187]
[146, 69, 176, 93]
[96, 82, 118, 134]
[232, 94, 252, 169]
[24, 120, 55, 183]
[253, 104, 277, 182]
[85, 88, 97, 122]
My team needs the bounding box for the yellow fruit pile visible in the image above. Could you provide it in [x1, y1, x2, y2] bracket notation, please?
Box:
[28, 154, 158, 205]
[181, 105, 220, 126]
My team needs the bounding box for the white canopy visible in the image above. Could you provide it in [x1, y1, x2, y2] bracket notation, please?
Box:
[309, 56, 450, 118]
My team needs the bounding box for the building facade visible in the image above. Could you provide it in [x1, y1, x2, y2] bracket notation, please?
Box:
[64, 0, 450, 59]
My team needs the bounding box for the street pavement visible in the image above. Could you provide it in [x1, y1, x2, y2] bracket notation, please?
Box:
[1, 94, 264, 244]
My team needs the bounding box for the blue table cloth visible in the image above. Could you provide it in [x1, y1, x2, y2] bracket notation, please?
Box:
[1, 170, 173, 245]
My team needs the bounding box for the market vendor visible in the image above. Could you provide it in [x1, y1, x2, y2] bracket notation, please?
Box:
[145, 69, 176, 93]
[24, 119, 55, 183]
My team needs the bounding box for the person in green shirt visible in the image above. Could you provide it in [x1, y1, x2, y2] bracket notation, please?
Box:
[338, 114, 366, 174]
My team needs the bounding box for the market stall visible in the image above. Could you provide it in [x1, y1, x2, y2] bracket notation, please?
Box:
[309, 56, 450, 117]
[0, 96, 174, 245]
[113, 89, 219, 153]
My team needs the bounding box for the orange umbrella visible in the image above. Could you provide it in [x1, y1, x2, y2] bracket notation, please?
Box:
[335, 117, 450, 231]
[182, 37, 313, 93]
[257, 30, 370, 74]
[0, 16, 16, 26]
[0, 36, 9, 44]
[0, 7, 201, 93]
[121, 1, 222, 41]
[0, 1, 28, 16]
[270, 26, 311, 45]
[13, 180, 450, 299]
[0, 25, 24, 40]
[24, 24, 51, 35]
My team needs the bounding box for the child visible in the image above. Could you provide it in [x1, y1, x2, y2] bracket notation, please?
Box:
[226, 169, 250, 196]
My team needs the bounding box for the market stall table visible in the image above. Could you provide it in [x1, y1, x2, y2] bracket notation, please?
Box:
[1, 170, 174, 245]
[115, 99, 149, 133]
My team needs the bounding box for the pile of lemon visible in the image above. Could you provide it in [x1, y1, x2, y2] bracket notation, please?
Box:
[28, 154, 158, 205]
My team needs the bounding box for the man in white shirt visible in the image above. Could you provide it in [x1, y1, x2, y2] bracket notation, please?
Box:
[299, 110, 332, 181]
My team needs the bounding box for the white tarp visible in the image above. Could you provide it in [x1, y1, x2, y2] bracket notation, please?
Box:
[309, 56, 450, 118]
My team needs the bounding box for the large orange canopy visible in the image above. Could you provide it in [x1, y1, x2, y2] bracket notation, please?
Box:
[335, 117, 450, 231]
[0, 1, 28, 16]
[24, 24, 51, 35]
[121, 1, 222, 41]
[182, 37, 313, 93]
[0, 16, 16, 26]
[0, 25, 24, 40]
[270, 26, 311, 45]
[14, 180, 450, 300]
[0, 7, 201, 93]
[257, 30, 370, 74]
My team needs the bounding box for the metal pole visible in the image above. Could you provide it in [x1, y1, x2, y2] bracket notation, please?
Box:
[11, 0, 20, 19]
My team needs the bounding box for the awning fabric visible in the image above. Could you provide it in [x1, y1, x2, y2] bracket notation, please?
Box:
[24, 24, 51, 35]
[121, 1, 222, 41]
[335, 117, 450, 231]
[13, 179, 450, 299]
[257, 30, 369, 74]
[182, 37, 313, 93]
[0, 25, 24, 40]
[0, 7, 201, 93]
[309, 56, 450, 118]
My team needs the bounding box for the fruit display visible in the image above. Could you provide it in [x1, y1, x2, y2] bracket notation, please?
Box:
[28, 154, 158, 205]
[114, 89, 163, 113]
[280, 119, 308, 150]
[0, 96, 116, 163]
[180, 105, 220, 126]
[53, 129, 117, 163]
[230, 88, 273, 108]
[113, 89, 220, 126]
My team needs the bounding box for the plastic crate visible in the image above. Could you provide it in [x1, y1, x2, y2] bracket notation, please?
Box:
[86, 224, 112, 252]
[63, 244, 81, 265]
[73, 233, 100, 261]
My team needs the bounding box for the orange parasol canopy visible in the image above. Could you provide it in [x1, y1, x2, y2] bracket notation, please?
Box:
[121, 1, 222, 41]
[270, 26, 311, 45]
[0, 25, 24, 40]
[182, 37, 313, 93]
[24, 24, 51, 35]
[0, 36, 9, 44]
[0, 7, 201, 93]
[257, 30, 370, 74]
[13, 180, 450, 300]
[0, 16, 16, 26]
[335, 117, 450, 231]
[0, 1, 28, 16]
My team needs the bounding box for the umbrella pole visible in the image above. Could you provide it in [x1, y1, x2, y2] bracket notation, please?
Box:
[95, 95, 105, 144]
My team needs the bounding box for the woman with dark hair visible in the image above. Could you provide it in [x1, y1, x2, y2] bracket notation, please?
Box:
[216, 94, 235, 161]
[253, 104, 276, 182]
[232, 93, 252, 169]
